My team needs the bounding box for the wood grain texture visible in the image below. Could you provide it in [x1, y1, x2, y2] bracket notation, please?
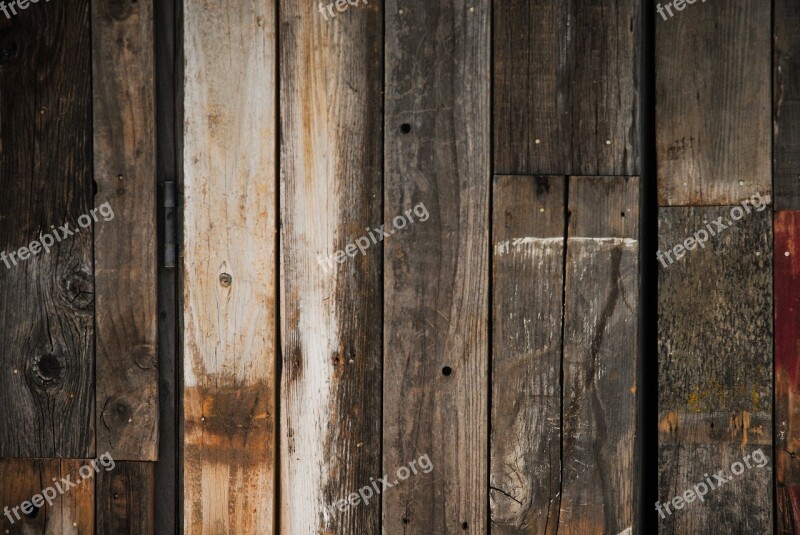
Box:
[0, 459, 94, 534]
[490, 176, 563, 534]
[96, 461, 154, 534]
[656, 0, 770, 206]
[658, 206, 772, 534]
[0, 0, 94, 457]
[775, 0, 800, 210]
[776, 212, 800, 534]
[182, 0, 276, 532]
[494, 0, 639, 176]
[559, 176, 638, 535]
[279, 1, 383, 534]
[383, 0, 489, 532]
[92, 0, 158, 461]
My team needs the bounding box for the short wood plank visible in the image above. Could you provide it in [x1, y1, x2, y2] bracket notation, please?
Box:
[490, 176, 563, 534]
[92, 0, 158, 461]
[96, 461, 154, 534]
[0, 459, 94, 534]
[559, 176, 638, 534]
[494, 0, 639, 176]
[658, 206, 773, 533]
[775, 0, 800, 210]
[383, 0, 490, 532]
[0, 0, 94, 457]
[656, 1, 770, 206]
[182, 0, 277, 532]
[279, 1, 383, 533]
[776, 211, 800, 533]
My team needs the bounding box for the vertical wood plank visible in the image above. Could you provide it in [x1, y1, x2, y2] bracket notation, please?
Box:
[0, 0, 94, 458]
[490, 175, 563, 534]
[658, 206, 773, 534]
[776, 211, 800, 533]
[182, 0, 277, 532]
[775, 0, 800, 210]
[279, 1, 383, 533]
[92, 0, 158, 461]
[560, 176, 638, 534]
[383, 0, 490, 532]
[656, 1, 770, 206]
[0, 459, 94, 534]
[493, 0, 639, 176]
[96, 461, 154, 534]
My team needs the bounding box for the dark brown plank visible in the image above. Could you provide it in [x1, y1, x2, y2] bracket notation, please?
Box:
[656, 1, 770, 206]
[658, 205, 772, 534]
[494, 0, 639, 176]
[490, 175, 563, 534]
[0, 0, 94, 457]
[92, 0, 158, 461]
[776, 211, 800, 533]
[0, 458, 94, 534]
[775, 0, 800, 210]
[96, 461, 154, 534]
[383, 0, 490, 532]
[559, 176, 638, 534]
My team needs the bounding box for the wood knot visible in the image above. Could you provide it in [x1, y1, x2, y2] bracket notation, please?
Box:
[31, 353, 65, 386]
[0, 35, 18, 65]
[60, 268, 93, 311]
[102, 396, 132, 429]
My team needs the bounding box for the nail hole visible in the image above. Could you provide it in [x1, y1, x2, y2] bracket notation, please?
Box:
[442, 366, 452, 376]
[400, 123, 411, 134]
[402, 518, 409, 524]
[462, 521, 469, 530]
[25, 504, 39, 519]
[620, 212, 626, 218]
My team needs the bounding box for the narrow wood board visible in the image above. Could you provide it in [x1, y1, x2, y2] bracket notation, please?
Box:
[279, 1, 383, 534]
[182, 0, 277, 532]
[0, 458, 94, 534]
[490, 176, 563, 534]
[494, 0, 639, 176]
[383, 1, 490, 532]
[96, 461, 154, 534]
[0, 0, 94, 457]
[775, 0, 800, 210]
[776, 211, 800, 533]
[92, 0, 158, 461]
[559, 176, 638, 534]
[658, 206, 773, 533]
[656, 1, 771, 205]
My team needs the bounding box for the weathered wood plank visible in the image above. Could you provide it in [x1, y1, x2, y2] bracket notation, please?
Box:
[92, 0, 158, 461]
[490, 175, 563, 534]
[0, 459, 94, 534]
[96, 461, 154, 534]
[559, 176, 638, 534]
[279, 1, 383, 533]
[658, 206, 773, 534]
[494, 0, 639, 176]
[775, 0, 800, 210]
[0, 0, 94, 457]
[182, 0, 276, 532]
[656, 1, 770, 206]
[776, 211, 800, 533]
[383, 0, 490, 532]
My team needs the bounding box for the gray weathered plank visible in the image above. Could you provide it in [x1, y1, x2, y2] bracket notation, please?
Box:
[656, 1, 770, 206]
[775, 0, 800, 210]
[658, 206, 773, 534]
[383, 0, 490, 532]
[490, 175, 563, 534]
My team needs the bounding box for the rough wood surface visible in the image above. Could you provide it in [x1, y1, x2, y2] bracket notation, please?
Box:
[0, 459, 94, 534]
[490, 175, 563, 534]
[776, 212, 800, 533]
[494, 0, 639, 176]
[96, 461, 154, 534]
[92, 0, 158, 461]
[658, 206, 773, 534]
[775, 0, 800, 210]
[0, 0, 94, 458]
[279, 1, 383, 534]
[182, 0, 277, 532]
[383, 1, 490, 532]
[559, 176, 638, 534]
[656, 0, 770, 206]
